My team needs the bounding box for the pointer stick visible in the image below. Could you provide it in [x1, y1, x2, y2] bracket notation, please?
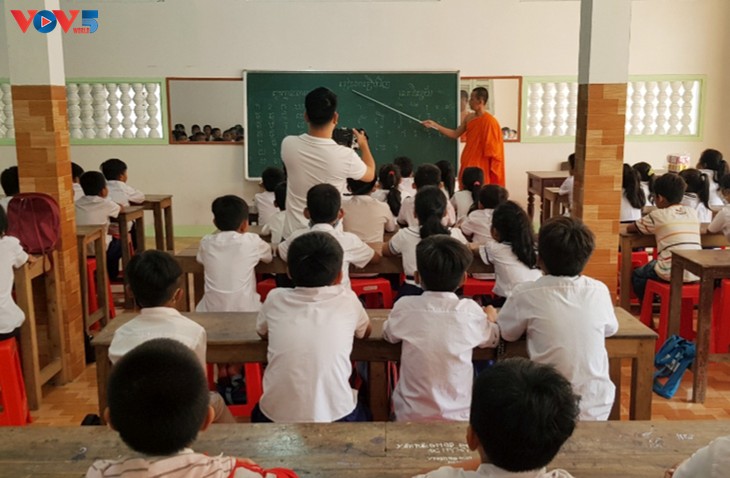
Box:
[351, 90, 423, 124]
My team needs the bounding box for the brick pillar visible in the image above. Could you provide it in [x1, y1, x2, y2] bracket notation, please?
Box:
[6, 1, 85, 378]
[574, 0, 632, 300]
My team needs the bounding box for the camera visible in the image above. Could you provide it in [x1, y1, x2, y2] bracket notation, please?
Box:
[332, 128, 367, 149]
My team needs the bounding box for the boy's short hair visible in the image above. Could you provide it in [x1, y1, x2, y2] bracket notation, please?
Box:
[100, 158, 128, 181]
[567, 153, 576, 171]
[211, 195, 248, 231]
[108, 338, 210, 456]
[538, 216, 595, 276]
[71, 162, 84, 181]
[479, 184, 509, 209]
[413, 164, 441, 189]
[470, 358, 579, 472]
[472, 87, 489, 103]
[125, 250, 182, 308]
[305, 87, 337, 127]
[394, 156, 414, 178]
[654, 172, 686, 204]
[306, 183, 341, 224]
[1, 166, 19, 196]
[416, 235, 472, 292]
[274, 182, 287, 210]
[79, 171, 107, 196]
[261, 167, 286, 192]
[287, 231, 343, 287]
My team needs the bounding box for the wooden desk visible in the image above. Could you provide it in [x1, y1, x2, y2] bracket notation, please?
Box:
[76, 225, 110, 331]
[542, 186, 569, 221]
[668, 249, 730, 403]
[93, 307, 655, 422]
[112, 206, 146, 308]
[618, 224, 729, 309]
[12, 251, 67, 410]
[526, 170, 569, 222]
[142, 194, 174, 251]
[0, 420, 724, 477]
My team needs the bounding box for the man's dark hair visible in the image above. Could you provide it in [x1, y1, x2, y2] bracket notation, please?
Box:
[305, 87, 337, 127]
[654, 172, 686, 204]
[108, 338, 210, 456]
[479, 184, 509, 209]
[261, 167, 286, 192]
[79, 171, 107, 196]
[307, 183, 341, 224]
[211, 195, 248, 231]
[472, 87, 489, 104]
[274, 182, 287, 211]
[100, 158, 128, 181]
[0, 166, 19, 196]
[125, 250, 182, 308]
[71, 162, 84, 181]
[287, 231, 343, 287]
[416, 235, 472, 292]
[394, 156, 414, 178]
[538, 216, 595, 276]
[470, 358, 579, 472]
[413, 164, 441, 189]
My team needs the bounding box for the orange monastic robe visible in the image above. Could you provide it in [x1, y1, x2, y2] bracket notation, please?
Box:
[459, 112, 505, 186]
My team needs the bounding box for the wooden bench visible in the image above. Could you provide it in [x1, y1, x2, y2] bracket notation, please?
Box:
[526, 170, 569, 222]
[92, 307, 655, 422]
[0, 420, 725, 477]
[76, 225, 110, 331]
[111, 206, 146, 308]
[142, 194, 174, 251]
[542, 186, 569, 220]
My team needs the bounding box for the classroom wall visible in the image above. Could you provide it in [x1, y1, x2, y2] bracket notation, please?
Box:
[1, 0, 728, 231]
[168, 79, 244, 134]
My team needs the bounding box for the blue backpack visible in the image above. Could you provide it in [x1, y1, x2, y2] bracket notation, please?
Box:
[653, 335, 696, 399]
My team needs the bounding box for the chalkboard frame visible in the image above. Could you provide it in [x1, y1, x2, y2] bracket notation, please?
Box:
[243, 70, 460, 180]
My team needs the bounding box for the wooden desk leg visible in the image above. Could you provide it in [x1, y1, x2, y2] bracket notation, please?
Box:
[95, 237, 110, 328]
[667, 258, 685, 338]
[551, 197, 560, 219]
[45, 253, 68, 384]
[608, 358, 621, 420]
[193, 271, 204, 308]
[540, 197, 549, 225]
[368, 361, 389, 421]
[692, 274, 715, 403]
[95, 346, 110, 422]
[135, 217, 146, 253]
[153, 204, 164, 250]
[619, 236, 633, 310]
[15, 266, 41, 410]
[164, 204, 175, 251]
[78, 241, 90, 330]
[527, 191, 535, 221]
[631, 338, 654, 420]
[119, 219, 133, 309]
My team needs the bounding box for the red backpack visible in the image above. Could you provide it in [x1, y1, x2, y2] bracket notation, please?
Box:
[6, 192, 61, 255]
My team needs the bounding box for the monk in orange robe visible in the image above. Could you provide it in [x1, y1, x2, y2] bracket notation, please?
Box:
[423, 87, 506, 186]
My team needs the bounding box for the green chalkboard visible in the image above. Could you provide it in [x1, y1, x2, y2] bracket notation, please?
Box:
[244, 71, 459, 179]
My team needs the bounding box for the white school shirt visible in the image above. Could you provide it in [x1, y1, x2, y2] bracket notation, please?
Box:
[673, 435, 730, 478]
[195, 230, 273, 312]
[700, 169, 726, 207]
[388, 227, 468, 286]
[558, 176, 574, 211]
[450, 190, 474, 222]
[73, 183, 84, 202]
[399, 177, 416, 198]
[0, 236, 29, 334]
[342, 195, 397, 243]
[498, 275, 619, 421]
[708, 205, 730, 242]
[277, 223, 374, 289]
[397, 195, 457, 228]
[414, 464, 574, 478]
[261, 210, 286, 246]
[75, 195, 121, 247]
[681, 193, 713, 223]
[619, 193, 643, 222]
[256, 285, 370, 422]
[383, 292, 499, 422]
[254, 191, 278, 227]
[281, 134, 367, 237]
[106, 180, 145, 206]
[479, 242, 542, 298]
[108, 307, 207, 369]
[460, 209, 494, 244]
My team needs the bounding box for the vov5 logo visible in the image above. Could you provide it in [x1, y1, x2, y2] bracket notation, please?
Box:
[10, 10, 99, 34]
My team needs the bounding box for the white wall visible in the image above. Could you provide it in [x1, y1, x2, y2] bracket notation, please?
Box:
[168, 79, 244, 134]
[1, 0, 728, 230]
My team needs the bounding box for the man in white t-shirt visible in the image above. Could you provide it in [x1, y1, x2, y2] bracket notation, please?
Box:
[281, 87, 375, 238]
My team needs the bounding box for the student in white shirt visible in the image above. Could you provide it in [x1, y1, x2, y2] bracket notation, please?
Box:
[436, 159, 456, 199]
[108, 250, 234, 423]
[491, 216, 619, 421]
[371, 163, 403, 218]
[278, 183, 379, 289]
[708, 175, 730, 241]
[451, 167, 484, 223]
[254, 167, 285, 227]
[414, 358, 578, 478]
[460, 185, 508, 244]
[342, 177, 397, 243]
[196, 195, 272, 313]
[477, 201, 541, 305]
[71, 162, 85, 203]
[697, 148, 728, 207]
[261, 182, 287, 246]
[632, 161, 655, 206]
[101, 158, 145, 206]
[75, 172, 122, 281]
[383, 235, 499, 422]
[254, 232, 372, 423]
[620, 163, 646, 223]
[0, 207, 30, 341]
[397, 164, 457, 228]
[558, 153, 575, 213]
[385, 186, 468, 300]
[679, 168, 713, 223]
[0, 166, 19, 212]
[668, 435, 730, 478]
[395, 156, 416, 199]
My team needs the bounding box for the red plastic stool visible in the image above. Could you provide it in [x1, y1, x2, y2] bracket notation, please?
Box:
[206, 363, 263, 418]
[256, 278, 277, 302]
[713, 279, 730, 354]
[351, 278, 394, 308]
[86, 258, 116, 319]
[639, 279, 699, 351]
[462, 277, 496, 299]
[617, 251, 650, 305]
[0, 338, 31, 426]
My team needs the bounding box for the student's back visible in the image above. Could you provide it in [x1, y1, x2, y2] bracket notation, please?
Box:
[342, 178, 396, 243]
[460, 185, 508, 244]
[0, 207, 29, 338]
[101, 158, 145, 207]
[255, 167, 285, 227]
